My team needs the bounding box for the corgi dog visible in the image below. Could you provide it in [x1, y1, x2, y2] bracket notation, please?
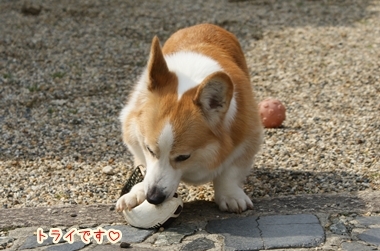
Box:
[116, 24, 263, 213]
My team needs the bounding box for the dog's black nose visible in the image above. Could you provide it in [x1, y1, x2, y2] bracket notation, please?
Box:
[147, 186, 166, 205]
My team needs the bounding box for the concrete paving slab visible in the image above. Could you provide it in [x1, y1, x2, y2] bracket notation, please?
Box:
[43, 241, 87, 251]
[154, 224, 197, 246]
[181, 237, 215, 251]
[103, 225, 154, 243]
[18, 234, 66, 250]
[206, 216, 263, 250]
[8, 226, 42, 239]
[355, 216, 380, 227]
[258, 214, 320, 225]
[206, 214, 325, 251]
[259, 220, 325, 249]
[341, 241, 377, 251]
[358, 228, 380, 247]
[258, 215, 324, 249]
[89, 244, 157, 250]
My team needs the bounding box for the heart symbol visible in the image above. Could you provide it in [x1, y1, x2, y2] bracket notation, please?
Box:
[107, 229, 122, 243]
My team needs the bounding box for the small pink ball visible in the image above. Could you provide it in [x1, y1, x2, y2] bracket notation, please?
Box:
[258, 98, 286, 128]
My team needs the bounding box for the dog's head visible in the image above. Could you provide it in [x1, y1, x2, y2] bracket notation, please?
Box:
[130, 37, 236, 204]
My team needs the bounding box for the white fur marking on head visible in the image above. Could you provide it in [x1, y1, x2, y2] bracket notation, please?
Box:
[164, 52, 223, 99]
[157, 122, 174, 157]
[144, 122, 181, 199]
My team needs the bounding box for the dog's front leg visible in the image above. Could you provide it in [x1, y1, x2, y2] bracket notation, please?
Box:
[116, 182, 145, 212]
[213, 165, 253, 213]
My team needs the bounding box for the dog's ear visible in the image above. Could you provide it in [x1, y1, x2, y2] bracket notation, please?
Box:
[194, 71, 234, 127]
[147, 36, 170, 91]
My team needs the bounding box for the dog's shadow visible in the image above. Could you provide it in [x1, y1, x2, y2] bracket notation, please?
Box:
[174, 189, 377, 227]
[179, 200, 227, 223]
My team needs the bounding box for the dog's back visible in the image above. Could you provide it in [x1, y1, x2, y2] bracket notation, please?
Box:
[163, 24, 249, 76]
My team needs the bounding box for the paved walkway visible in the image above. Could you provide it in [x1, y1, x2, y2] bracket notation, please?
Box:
[1, 191, 379, 250]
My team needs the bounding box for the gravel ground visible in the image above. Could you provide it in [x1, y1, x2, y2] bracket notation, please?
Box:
[0, 0, 379, 209]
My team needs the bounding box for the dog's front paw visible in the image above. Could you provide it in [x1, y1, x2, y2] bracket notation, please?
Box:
[116, 182, 145, 212]
[215, 188, 253, 213]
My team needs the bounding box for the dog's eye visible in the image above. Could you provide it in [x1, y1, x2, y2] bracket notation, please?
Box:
[146, 146, 156, 157]
[175, 155, 190, 162]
